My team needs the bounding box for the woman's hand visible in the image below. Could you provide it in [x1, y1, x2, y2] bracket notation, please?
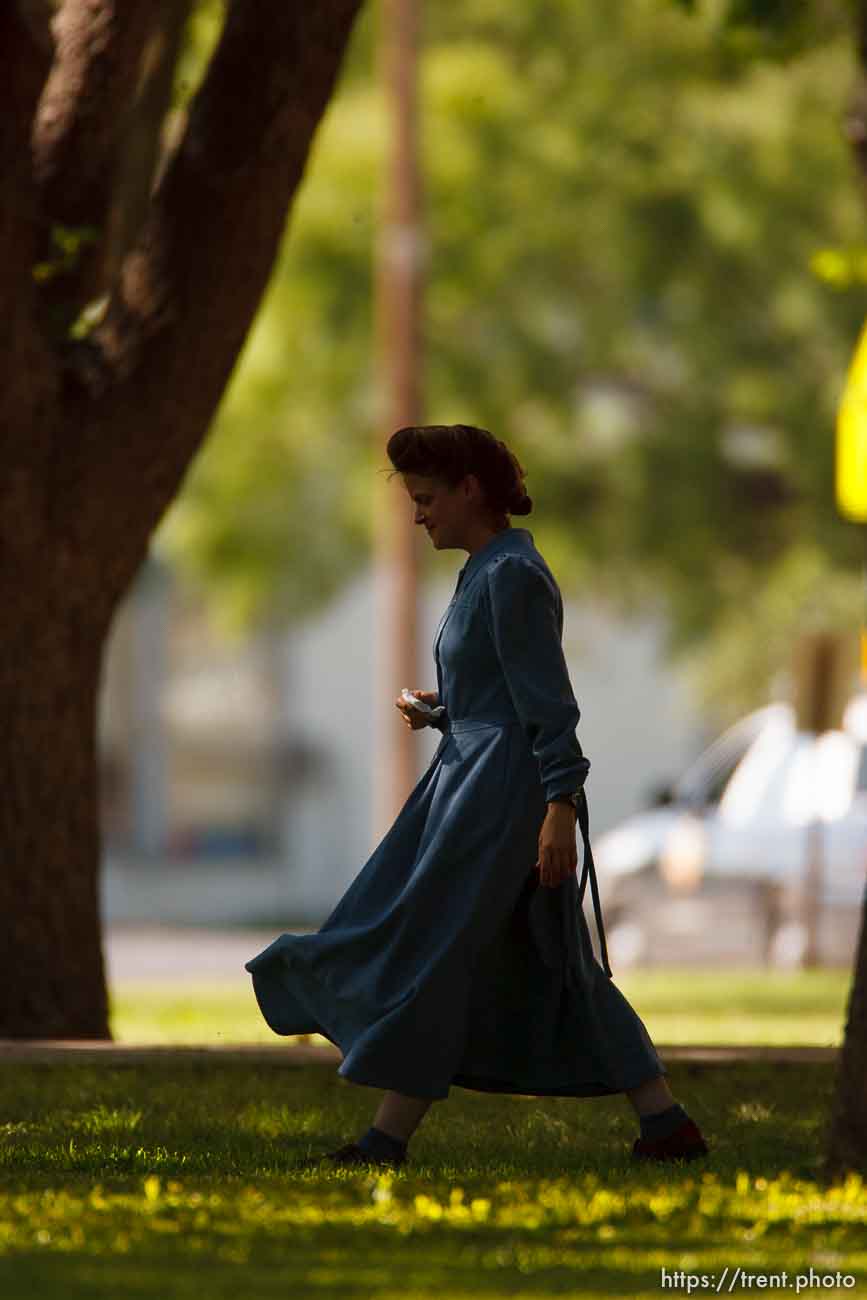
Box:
[395, 688, 440, 730]
[535, 804, 578, 888]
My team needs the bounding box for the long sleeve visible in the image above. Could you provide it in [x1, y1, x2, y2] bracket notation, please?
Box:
[485, 554, 590, 804]
[431, 707, 449, 733]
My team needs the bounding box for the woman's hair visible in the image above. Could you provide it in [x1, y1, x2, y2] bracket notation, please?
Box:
[385, 424, 533, 518]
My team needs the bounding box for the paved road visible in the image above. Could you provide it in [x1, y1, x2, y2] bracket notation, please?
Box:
[103, 924, 313, 983]
[1, 925, 837, 1066]
[101, 922, 853, 982]
[0, 1041, 838, 1064]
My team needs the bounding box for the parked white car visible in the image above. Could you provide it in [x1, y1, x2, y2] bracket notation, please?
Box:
[592, 695, 867, 968]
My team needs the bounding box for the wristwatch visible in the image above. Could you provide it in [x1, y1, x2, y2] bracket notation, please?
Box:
[548, 792, 579, 811]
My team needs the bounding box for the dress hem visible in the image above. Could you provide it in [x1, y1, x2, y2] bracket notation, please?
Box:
[333, 1060, 668, 1102]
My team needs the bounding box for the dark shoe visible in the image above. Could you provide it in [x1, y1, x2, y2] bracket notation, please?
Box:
[301, 1141, 406, 1171]
[631, 1118, 709, 1163]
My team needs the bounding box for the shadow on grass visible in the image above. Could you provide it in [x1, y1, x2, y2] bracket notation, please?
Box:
[0, 1059, 860, 1300]
[0, 1060, 837, 1183]
[0, 1224, 817, 1300]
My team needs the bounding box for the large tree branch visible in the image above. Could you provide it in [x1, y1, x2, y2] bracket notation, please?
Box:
[16, 0, 54, 56]
[32, 0, 191, 327]
[33, 0, 156, 226]
[97, 2, 195, 295]
[0, 3, 59, 547]
[54, 0, 365, 613]
[823, 0, 867, 1183]
[0, 3, 53, 293]
[843, 0, 867, 187]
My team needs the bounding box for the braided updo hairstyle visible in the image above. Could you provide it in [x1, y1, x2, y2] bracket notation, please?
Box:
[385, 424, 533, 521]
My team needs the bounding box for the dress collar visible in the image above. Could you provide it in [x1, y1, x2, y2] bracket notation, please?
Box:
[455, 526, 534, 590]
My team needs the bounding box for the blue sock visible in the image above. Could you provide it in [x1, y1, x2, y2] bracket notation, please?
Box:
[356, 1125, 408, 1161]
[640, 1102, 689, 1141]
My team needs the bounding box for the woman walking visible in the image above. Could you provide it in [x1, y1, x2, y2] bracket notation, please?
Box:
[245, 424, 708, 1170]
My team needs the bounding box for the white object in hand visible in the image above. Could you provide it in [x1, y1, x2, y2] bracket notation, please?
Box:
[401, 688, 446, 718]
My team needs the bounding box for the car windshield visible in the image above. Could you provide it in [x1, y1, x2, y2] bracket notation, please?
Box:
[670, 705, 789, 808]
[856, 746, 867, 794]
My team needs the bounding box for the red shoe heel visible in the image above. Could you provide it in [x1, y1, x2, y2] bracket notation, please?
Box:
[631, 1117, 709, 1163]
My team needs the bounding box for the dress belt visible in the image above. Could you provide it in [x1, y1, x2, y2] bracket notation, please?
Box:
[448, 716, 522, 730]
[441, 718, 613, 980]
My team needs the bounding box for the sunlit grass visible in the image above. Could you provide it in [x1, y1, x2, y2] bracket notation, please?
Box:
[0, 1061, 864, 1297]
[108, 967, 852, 1047]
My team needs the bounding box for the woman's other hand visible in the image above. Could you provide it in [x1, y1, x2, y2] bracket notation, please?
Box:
[535, 804, 578, 887]
[395, 688, 440, 730]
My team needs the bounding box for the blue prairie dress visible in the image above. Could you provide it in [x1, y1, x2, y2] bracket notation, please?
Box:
[245, 527, 667, 1101]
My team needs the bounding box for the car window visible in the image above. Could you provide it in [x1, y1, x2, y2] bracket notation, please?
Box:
[856, 745, 867, 793]
[718, 713, 801, 826]
[672, 705, 790, 808]
[703, 749, 751, 806]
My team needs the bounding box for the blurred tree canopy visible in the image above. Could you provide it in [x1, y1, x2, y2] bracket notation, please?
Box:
[672, 0, 852, 58]
[155, 0, 867, 724]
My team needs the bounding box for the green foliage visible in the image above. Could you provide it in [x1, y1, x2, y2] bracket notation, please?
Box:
[155, 0, 867, 721]
[0, 1060, 863, 1296]
[32, 225, 106, 344]
[671, 0, 851, 52]
[31, 224, 100, 287]
[727, 0, 796, 23]
[171, 0, 226, 112]
[812, 244, 867, 288]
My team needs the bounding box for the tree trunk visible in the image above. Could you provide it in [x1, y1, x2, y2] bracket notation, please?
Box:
[821, 0, 867, 1178]
[0, 0, 365, 1038]
[822, 899, 867, 1180]
[0, 596, 110, 1038]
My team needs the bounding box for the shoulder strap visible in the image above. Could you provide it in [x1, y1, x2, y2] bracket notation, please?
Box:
[576, 787, 613, 978]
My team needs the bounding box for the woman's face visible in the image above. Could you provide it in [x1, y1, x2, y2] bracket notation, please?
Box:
[402, 472, 482, 550]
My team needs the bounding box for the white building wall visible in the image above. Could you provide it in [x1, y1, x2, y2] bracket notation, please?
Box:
[100, 557, 708, 926]
[278, 567, 706, 920]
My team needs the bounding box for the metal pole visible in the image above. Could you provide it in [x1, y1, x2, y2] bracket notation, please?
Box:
[372, 0, 425, 842]
[792, 632, 857, 968]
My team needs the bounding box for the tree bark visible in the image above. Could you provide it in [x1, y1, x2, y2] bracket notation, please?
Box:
[822, 0, 867, 1177]
[0, 622, 110, 1038]
[823, 902, 867, 1180]
[0, 0, 364, 1037]
[32, 0, 195, 323]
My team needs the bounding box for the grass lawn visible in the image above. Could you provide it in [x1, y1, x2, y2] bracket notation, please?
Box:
[108, 966, 853, 1047]
[0, 968, 864, 1296]
[0, 1057, 864, 1298]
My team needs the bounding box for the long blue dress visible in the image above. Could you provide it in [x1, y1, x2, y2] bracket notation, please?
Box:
[245, 527, 667, 1100]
